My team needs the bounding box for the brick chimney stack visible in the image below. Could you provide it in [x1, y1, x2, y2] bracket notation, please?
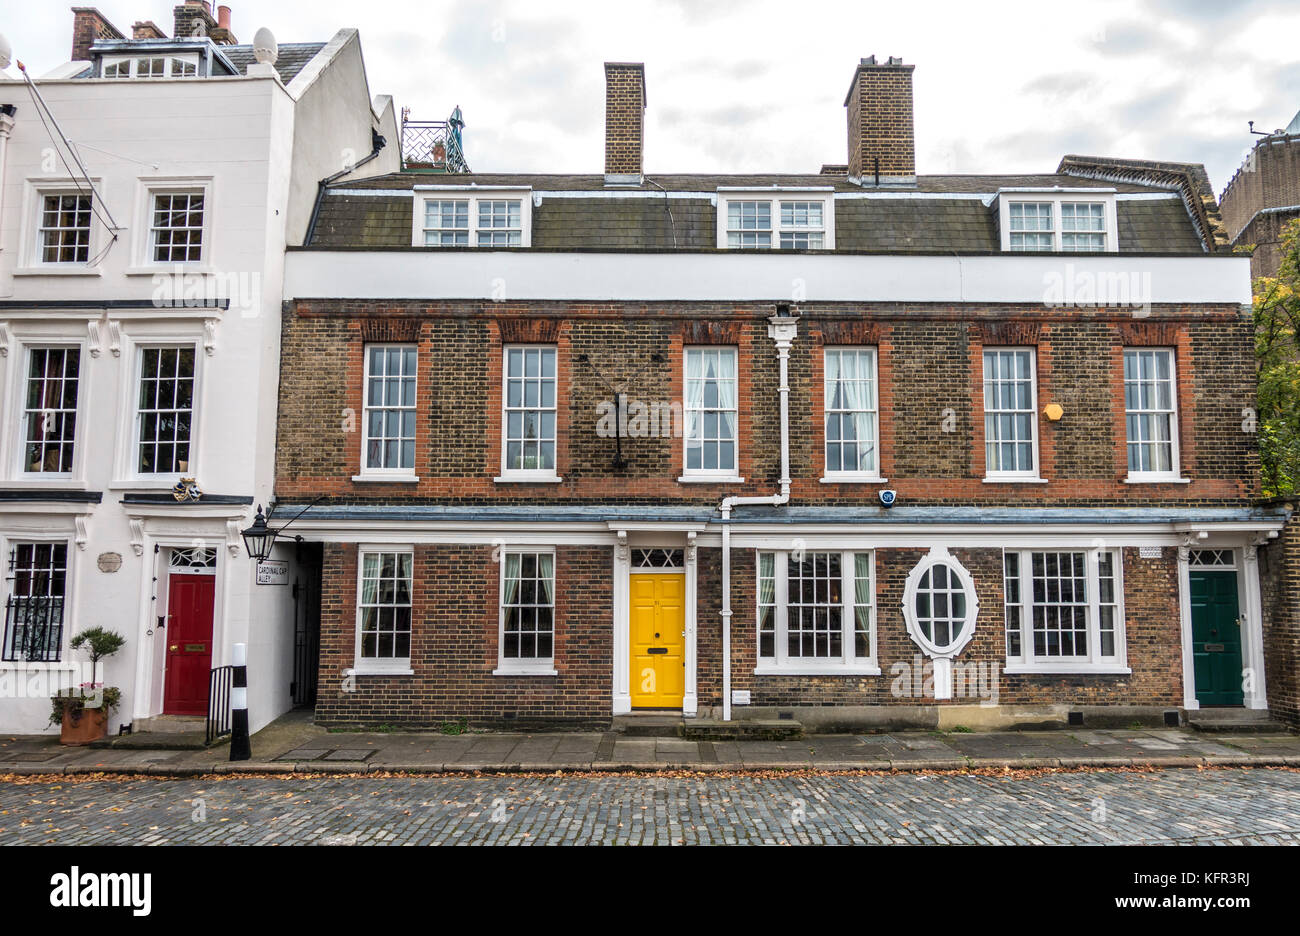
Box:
[71, 8, 124, 62]
[844, 55, 916, 186]
[604, 62, 646, 185]
[132, 21, 168, 40]
[173, 1, 218, 40]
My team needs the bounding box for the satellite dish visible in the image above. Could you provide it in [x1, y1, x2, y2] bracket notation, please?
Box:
[0, 33, 12, 71]
[253, 27, 278, 65]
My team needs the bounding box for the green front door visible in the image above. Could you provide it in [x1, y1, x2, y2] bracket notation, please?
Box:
[1189, 569, 1244, 706]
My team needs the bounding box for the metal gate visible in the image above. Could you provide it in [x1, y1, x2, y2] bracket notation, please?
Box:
[290, 553, 321, 706]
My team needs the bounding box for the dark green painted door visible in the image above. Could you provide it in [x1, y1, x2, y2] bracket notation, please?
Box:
[1189, 569, 1244, 706]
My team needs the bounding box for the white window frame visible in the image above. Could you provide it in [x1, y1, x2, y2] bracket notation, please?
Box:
[680, 346, 742, 482]
[22, 181, 105, 273]
[716, 189, 835, 250]
[821, 346, 883, 482]
[15, 342, 84, 481]
[496, 344, 561, 483]
[129, 179, 215, 271]
[356, 343, 419, 482]
[352, 547, 414, 676]
[494, 547, 558, 676]
[412, 190, 532, 247]
[754, 549, 879, 675]
[0, 536, 74, 666]
[996, 190, 1117, 253]
[981, 346, 1042, 482]
[100, 54, 200, 78]
[1123, 347, 1184, 483]
[1002, 547, 1128, 674]
[901, 546, 980, 660]
[132, 343, 199, 480]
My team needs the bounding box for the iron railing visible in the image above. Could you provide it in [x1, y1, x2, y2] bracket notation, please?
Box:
[401, 106, 469, 172]
[1, 595, 63, 662]
[206, 665, 234, 746]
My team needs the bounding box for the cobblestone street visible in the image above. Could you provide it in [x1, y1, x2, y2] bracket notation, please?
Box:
[2, 767, 1299, 845]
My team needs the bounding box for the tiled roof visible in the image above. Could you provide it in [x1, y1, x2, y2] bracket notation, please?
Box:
[221, 42, 327, 83]
[309, 184, 1203, 253]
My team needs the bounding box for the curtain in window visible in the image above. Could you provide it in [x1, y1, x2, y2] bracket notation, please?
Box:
[360, 553, 380, 604]
[685, 351, 706, 452]
[758, 552, 775, 621]
[537, 553, 554, 604]
[854, 553, 872, 640]
[503, 553, 521, 605]
[716, 350, 737, 446]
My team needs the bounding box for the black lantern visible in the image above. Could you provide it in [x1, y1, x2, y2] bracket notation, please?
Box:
[240, 505, 277, 563]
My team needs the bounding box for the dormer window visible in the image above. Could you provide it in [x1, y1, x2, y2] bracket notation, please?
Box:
[100, 55, 200, 78]
[998, 191, 1117, 253]
[717, 190, 835, 250]
[413, 189, 532, 247]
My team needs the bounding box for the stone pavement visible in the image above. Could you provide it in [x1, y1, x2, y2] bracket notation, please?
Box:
[1, 709, 1298, 775]
[2, 768, 1299, 845]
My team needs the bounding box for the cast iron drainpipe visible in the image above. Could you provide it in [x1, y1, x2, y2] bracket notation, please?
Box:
[304, 128, 387, 245]
[717, 309, 799, 721]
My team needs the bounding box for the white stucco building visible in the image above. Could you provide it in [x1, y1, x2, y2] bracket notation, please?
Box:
[0, 3, 399, 735]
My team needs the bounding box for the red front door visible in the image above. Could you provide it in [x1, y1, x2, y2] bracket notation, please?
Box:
[163, 573, 215, 715]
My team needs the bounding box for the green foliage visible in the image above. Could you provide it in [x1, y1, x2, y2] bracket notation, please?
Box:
[50, 686, 122, 726]
[440, 717, 470, 735]
[68, 627, 126, 664]
[1254, 218, 1300, 497]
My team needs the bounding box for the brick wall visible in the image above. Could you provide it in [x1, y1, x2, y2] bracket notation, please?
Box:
[724, 546, 1182, 709]
[1221, 136, 1300, 244]
[845, 59, 915, 180]
[277, 300, 1259, 507]
[1259, 502, 1300, 728]
[315, 543, 613, 728]
[604, 62, 645, 178]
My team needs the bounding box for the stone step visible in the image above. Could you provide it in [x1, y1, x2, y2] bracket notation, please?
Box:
[612, 714, 684, 737]
[1187, 709, 1288, 733]
[682, 718, 804, 741]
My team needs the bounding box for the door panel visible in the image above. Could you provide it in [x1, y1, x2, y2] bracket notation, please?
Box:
[1189, 569, 1244, 707]
[163, 573, 215, 716]
[630, 573, 685, 708]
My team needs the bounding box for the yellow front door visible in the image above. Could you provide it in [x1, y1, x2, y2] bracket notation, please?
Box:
[630, 573, 685, 708]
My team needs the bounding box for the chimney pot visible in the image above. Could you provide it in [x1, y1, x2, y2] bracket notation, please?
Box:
[218, 6, 232, 30]
[843, 56, 916, 185]
[604, 62, 646, 185]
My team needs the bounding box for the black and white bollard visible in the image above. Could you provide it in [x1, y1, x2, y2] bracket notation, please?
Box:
[229, 642, 251, 762]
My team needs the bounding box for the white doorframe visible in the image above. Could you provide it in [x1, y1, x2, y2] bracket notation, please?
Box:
[610, 533, 698, 716]
[1179, 541, 1269, 711]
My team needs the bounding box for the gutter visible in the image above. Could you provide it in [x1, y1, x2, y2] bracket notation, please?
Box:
[303, 127, 387, 246]
[717, 308, 800, 721]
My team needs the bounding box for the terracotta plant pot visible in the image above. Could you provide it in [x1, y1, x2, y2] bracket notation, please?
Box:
[60, 706, 108, 745]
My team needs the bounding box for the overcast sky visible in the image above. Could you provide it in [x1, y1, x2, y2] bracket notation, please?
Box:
[5, 0, 1299, 194]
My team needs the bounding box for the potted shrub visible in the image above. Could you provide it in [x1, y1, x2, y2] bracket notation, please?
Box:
[50, 627, 126, 745]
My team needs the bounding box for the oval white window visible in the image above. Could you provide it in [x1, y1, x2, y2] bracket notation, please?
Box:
[902, 546, 978, 659]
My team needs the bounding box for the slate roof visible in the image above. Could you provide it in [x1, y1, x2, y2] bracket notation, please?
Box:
[221, 42, 327, 84]
[307, 170, 1208, 253]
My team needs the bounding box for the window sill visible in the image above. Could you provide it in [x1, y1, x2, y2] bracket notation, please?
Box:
[1124, 476, 1190, 485]
[1002, 663, 1131, 675]
[351, 474, 420, 484]
[494, 474, 564, 484]
[678, 475, 745, 484]
[492, 666, 558, 677]
[820, 475, 888, 484]
[753, 663, 882, 676]
[982, 476, 1049, 484]
[124, 264, 214, 277]
[349, 664, 414, 677]
[12, 266, 103, 277]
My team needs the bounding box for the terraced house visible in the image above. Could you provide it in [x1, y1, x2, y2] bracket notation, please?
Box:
[278, 58, 1293, 733]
